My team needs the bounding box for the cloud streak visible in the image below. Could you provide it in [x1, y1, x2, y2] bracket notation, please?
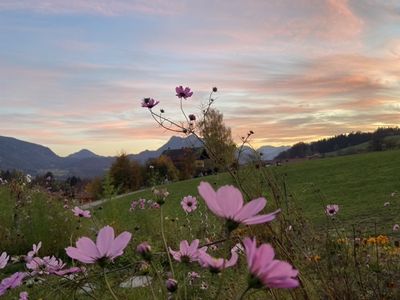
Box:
[0, 0, 399, 155]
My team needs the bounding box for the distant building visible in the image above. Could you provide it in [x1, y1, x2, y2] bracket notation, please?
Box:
[161, 147, 214, 177]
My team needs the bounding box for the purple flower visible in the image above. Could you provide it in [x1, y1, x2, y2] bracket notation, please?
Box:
[19, 291, 29, 300]
[141, 98, 159, 109]
[325, 204, 339, 216]
[0, 252, 9, 269]
[175, 86, 193, 99]
[0, 272, 27, 296]
[169, 239, 207, 263]
[66, 225, 132, 264]
[198, 248, 238, 273]
[198, 182, 281, 230]
[166, 278, 178, 293]
[243, 237, 299, 289]
[393, 224, 400, 232]
[72, 207, 91, 218]
[181, 195, 197, 213]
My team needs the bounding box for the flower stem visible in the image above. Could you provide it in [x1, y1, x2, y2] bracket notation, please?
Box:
[150, 261, 166, 298]
[160, 206, 175, 278]
[238, 286, 252, 300]
[103, 268, 119, 300]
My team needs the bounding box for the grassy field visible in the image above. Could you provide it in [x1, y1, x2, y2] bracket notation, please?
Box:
[1, 149, 400, 299]
[93, 149, 400, 235]
[281, 149, 400, 231]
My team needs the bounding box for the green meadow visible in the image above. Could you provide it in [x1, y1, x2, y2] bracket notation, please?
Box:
[94, 149, 400, 234]
[1, 149, 400, 299]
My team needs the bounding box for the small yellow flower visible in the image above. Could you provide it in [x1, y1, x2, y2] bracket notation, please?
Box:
[376, 235, 389, 245]
[308, 255, 321, 262]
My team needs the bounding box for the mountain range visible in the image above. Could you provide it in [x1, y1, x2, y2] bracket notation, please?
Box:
[0, 135, 288, 179]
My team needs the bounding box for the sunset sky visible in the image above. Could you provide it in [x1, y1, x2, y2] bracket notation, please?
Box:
[0, 0, 399, 156]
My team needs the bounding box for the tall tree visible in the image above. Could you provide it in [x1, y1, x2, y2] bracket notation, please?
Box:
[198, 108, 236, 170]
[109, 153, 143, 193]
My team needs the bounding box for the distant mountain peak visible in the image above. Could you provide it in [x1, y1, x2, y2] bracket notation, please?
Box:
[67, 149, 98, 159]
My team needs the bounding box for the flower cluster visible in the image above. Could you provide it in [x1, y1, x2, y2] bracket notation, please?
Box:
[130, 198, 160, 211]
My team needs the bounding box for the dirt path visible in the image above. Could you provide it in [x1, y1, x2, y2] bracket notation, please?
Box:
[80, 188, 146, 209]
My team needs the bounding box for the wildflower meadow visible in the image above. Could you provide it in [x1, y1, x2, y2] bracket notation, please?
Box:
[0, 86, 400, 300]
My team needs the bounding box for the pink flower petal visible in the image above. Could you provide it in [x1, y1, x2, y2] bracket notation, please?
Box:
[242, 209, 281, 225]
[188, 239, 200, 255]
[243, 237, 257, 271]
[198, 182, 222, 216]
[76, 237, 100, 259]
[253, 244, 274, 275]
[234, 197, 266, 221]
[225, 250, 238, 268]
[96, 226, 115, 257]
[216, 185, 244, 218]
[65, 247, 96, 264]
[109, 232, 132, 260]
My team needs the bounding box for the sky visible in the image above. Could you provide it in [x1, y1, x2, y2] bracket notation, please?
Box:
[0, 0, 399, 156]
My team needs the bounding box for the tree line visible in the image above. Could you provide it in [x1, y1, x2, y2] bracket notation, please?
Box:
[276, 127, 400, 159]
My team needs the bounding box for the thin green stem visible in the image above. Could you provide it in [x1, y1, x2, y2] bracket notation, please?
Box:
[103, 268, 119, 300]
[150, 261, 166, 298]
[238, 286, 252, 300]
[160, 206, 175, 277]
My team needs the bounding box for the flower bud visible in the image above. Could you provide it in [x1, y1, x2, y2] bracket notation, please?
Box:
[136, 242, 152, 261]
[166, 278, 178, 293]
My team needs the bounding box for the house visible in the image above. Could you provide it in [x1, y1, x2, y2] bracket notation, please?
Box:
[161, 147, 214, 176]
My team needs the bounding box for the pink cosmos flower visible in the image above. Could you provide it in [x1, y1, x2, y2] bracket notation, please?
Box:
[198, 182, 281, 230]
[19, 291, 29, 300]
[141, 98, 159, 109]
[325, 204, 339, 216]
[169, 239, 207, 263]
[138, 198, 146, 209]
[181, 196, 197, 213]
[26, 242, 42, 262]
[243, 237, 299, 289]
[25, 255, 80, 276]
[0, 252, 9, 269]
[66, 225, 132, 264]
[72, 207, 91, 218]
[175, 86, 193, 99]
[188, 271, 200, 283]
[150, 202, 160, 209]
[198, 248, 238, 273]
[393, 224, 400, 232]
[0, 272, 27, 296]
